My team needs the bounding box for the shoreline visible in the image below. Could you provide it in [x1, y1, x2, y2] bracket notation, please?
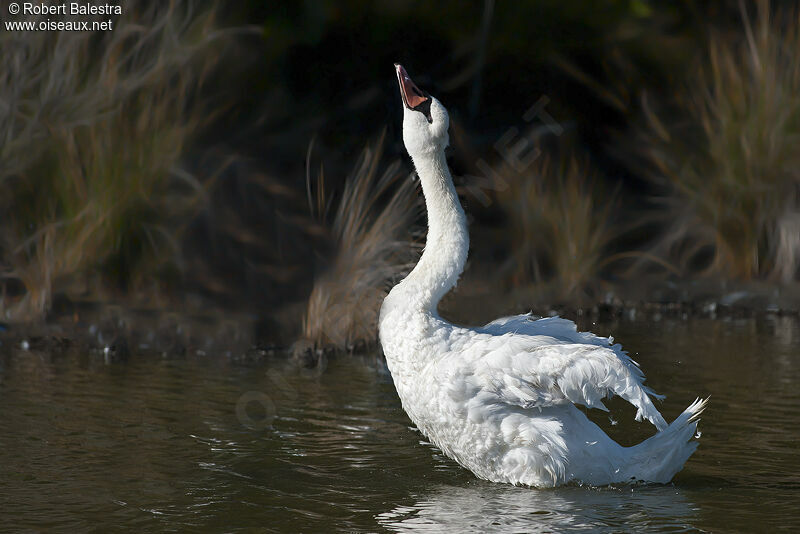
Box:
[1, 278, 797, 365]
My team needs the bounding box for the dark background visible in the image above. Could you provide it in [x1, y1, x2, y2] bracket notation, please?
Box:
[1, 0, 798, 348]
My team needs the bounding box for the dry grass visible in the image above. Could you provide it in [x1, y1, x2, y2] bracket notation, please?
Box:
[497, 151, 618, 298]
[0, 1, 232, 320]
[301, 133, 420, 350]
[635, 1, 800, 281]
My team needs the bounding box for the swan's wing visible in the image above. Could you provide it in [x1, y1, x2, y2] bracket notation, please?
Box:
[482, 314, 622, 348]
[480, 314, 664, 399]
[446, 331, 668, 431]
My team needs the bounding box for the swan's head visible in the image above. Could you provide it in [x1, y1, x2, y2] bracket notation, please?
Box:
[395, 64, 449, 156]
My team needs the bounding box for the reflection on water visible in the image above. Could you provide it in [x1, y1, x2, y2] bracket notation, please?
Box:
[0, 316, 798, 532]
[378, 484, 697, 533]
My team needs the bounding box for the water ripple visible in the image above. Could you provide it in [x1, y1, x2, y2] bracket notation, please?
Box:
[0, 317, 799, 531]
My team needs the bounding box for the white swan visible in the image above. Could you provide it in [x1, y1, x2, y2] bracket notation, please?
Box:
[379, 64, 708, 487]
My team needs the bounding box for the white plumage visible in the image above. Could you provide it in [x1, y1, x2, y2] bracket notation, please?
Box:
[380, 64, 707, 487]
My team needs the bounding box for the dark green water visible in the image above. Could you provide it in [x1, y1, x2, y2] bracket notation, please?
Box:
[1, 316, 799, 532]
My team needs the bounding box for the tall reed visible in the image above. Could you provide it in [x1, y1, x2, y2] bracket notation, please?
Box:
[497, 151, 618, 298]
[302, 134, 420, 350]
[0, 1, 228, 320]
[635, 2, 800, 281]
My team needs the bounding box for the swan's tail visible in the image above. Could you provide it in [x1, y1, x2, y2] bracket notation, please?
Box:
[621, 397, 709, 483]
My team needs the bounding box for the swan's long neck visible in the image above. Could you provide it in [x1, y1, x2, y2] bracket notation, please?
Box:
[398, 148, 469, 314]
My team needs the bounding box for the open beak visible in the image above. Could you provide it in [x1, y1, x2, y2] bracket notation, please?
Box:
[395, 63, 429, 110]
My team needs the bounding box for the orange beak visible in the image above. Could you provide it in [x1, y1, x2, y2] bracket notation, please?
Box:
[395, 64, 429, 110]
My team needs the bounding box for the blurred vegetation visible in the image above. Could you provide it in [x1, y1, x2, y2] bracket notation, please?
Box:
[0, 1, 230, 319]
[301, 133, 420, 349]
[631, 1, 800, 282]
[0, 0, 798, 350]
[496, 150, 619, 300]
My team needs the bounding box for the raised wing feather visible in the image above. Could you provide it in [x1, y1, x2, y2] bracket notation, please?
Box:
[447, 316, 668, 430]
[482, 314, 628, 350]
[481, 314, 664, 399]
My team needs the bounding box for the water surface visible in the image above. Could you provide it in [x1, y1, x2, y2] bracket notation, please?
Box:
[1, 316, 799, 532]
